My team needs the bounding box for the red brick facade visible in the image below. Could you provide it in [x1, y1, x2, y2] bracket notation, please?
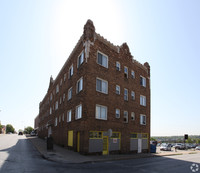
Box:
[37, 20, 150, 155]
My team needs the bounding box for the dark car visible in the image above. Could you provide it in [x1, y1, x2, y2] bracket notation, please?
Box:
[18, 132, 23, 135]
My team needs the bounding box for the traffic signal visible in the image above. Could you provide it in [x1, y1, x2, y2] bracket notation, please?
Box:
[184, 134, 188, 140]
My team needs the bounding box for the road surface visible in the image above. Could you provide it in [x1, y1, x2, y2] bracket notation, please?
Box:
[0, 134, 199, 173]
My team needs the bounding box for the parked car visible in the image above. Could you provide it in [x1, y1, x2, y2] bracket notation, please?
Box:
[195, 146, 200, 150]
[30, 131, 36, 136]
[18, 132, 23, 135]
[174, 143, 185, 150]
[160, 144, 171, 151]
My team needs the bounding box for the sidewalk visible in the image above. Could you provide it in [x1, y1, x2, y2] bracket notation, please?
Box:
[27, 136, 200, 164]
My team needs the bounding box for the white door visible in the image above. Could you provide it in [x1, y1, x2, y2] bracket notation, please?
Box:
[138, 139, 142, 153]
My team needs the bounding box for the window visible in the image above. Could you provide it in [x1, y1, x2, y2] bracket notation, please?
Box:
[67, 110, 72, 122]
[130, 133, 137, 139]
[69, 65, 73, 79]
[140, 95, 146, 106]
[62, 113, 64, 121]
[124, 88, 128, 101]
[56, 84, 59, 93]
[63, 93, 65, 102]
[115, 109, 120, 118]
[111, 132, 120, 139]
[77, 51, 84, 68]
[131, 70, 135, 78]
[96, 78, 108, 94]
[131, 112, 135, 120]
[68, 87, 72, 100]
[59, 115, 61, 123]
[50, 107, 52, 115]
[124, 66, 128, 78]
[76, 104, 82, 119]
[50, 93, 52, 101]
[124, 111, 128, 123]
[140, 114, 146, 125]
[116, 62, 120, 71]
[64, 73, 66, 81]
[77, 77, 83, 93]
[97, 52, 108, 68]
[131, 91, 135, 100]
[89, 131, 102, 139]
[60, 79, 62, 86]
[55, 117, 57, 126]
[140, 76, 146, 87]
[55, 101, 58, 110]
[60, 97, 62, 104]
[116, 85, 120, 95]
[96, 105, 107, 120]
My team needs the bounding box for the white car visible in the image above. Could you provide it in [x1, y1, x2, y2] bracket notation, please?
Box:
[195, 146, 200, 150]
[160, 144, 171, 151]
[30, 131, 36, 136]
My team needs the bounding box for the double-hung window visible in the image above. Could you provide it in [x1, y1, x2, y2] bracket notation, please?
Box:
[124, 111, 128, 123]
[131, 91, 135, 100]
[67, 110, 72, 122]
[96, 78, 108, 94]
[69, 65, 73, 79]
[116, 109, 120, 118]
[131, 112, 135, 120]
[97, 52, 108, 68]
[124, 66, 128, 78]
[96, 105, 107, 120]
[140, 95, 146, 106]
[50, 107, 52, 115]
[116, 62, 120, 71]
[124, 88, 128, 101]
[116, 85, 120, 95]
[77, 51, 84, 68]
[140, 76, 146, 87]
[140, 114, 146, 125]
[55, 101, 58, 110]
[76, 104, 82, 119]
[131, 70, 135, 78]
[56, 84, 59, 93]
[77, 77, 83, 93]
[55, 117, 57, 126]
[68, 87, 72, 100]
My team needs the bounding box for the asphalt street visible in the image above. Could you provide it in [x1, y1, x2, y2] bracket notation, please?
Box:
[0, 134, 200, 173]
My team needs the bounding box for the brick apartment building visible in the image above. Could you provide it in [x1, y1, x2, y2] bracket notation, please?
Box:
[37, 20, 151, 155]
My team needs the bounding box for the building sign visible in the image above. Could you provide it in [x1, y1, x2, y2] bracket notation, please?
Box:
[113, 138, 117, 143]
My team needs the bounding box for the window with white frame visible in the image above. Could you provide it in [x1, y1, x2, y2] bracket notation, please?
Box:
[77, 77, 83, 93]
[55, 117, 57, 126]
[68, 87, 72, 100]
[56, 84, 59, 93]
[131, 112, 135, 120]
[131, 70, 135, 78]
[116, 85, 120, 95]
[124, 66, 128, 78]
[140, 95, 146, 106]
[50, 107, 52, 115]
[116, 62, 120, 71]
[140, 76, 146, 87]
[77, 51, 84, 68]
[140, 114, 146, 125]
[67, 110, 72, 122]
[63, 93, 65, 102]
[69, 65, 73, 79]
[96, 78, 108, 94]
[76, 104, 82, 119]
[131, 91, 135, 100]
[124, 111, 128, 123]
[62, 113, 64, 121]
[96, 105, 107, 120]
[124, 88, 128, 101]
[55, 101, 58, 110]
[97, 52, 108, 68]
[115, 109, 120, 118]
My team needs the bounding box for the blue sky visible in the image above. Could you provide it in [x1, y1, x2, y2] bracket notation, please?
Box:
[0, 0, 199, 136]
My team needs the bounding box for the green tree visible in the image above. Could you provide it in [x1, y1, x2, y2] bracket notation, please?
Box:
[150, 137, 156, 141]
[6, 124, 15, 133]
[186, 137, 193, 143]
[24, 126, 33, 134]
